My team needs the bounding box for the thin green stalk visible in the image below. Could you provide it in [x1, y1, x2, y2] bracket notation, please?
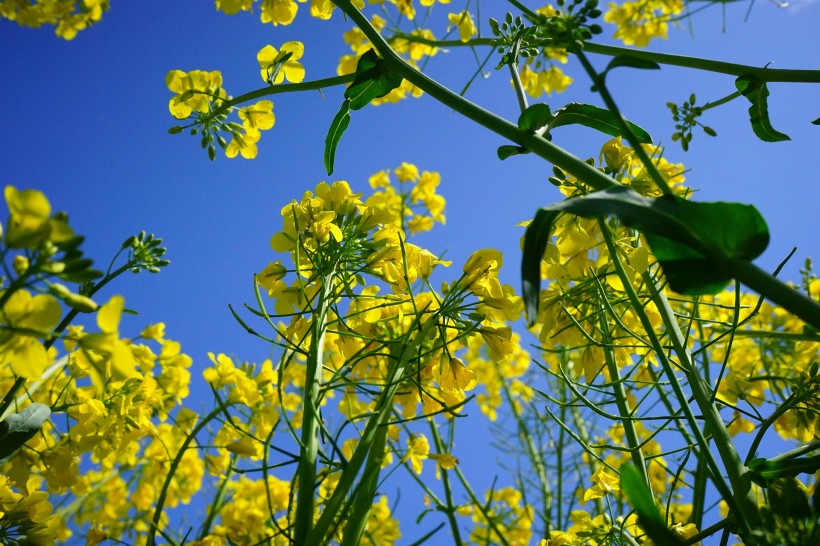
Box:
[646, 270, 762, 532]
[594, 261, 649, 487]
[599, 227, 740, 527]
[146, 404, 225, 546]
[577, 50, 673, 196]
[584, 42, 820, 83]
[428, 421, 465, 546]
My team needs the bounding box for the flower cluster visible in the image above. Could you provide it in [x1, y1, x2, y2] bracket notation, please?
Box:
[0, 0, 108, 39]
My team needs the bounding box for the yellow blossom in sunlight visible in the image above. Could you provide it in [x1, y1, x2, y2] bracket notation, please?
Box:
[404, 434, 429, 474]
[225, 129, 262, 159]
[79, 295, 138, 380]
[583, 467, 620, 502]
[215, 0, 254, 15]
[238, 100, 275, 133]
[428, 452, 458, 479]
[140, 323, 165, 343]
[165, 69, 225, 119]
[257, 42, 305, 84]
[260, 0, 299, 25]
[604, 0, 683, 47]
[0, 289, 61, 378]
[519, 64, 572, 97]
[447, 11, 476, 42]
[4, 186, 73, 248]
[436, 355, 477, 391]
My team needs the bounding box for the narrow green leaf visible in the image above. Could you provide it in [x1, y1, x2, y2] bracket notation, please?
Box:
[735, 75, 791, 142]
[522, 209, 561, 325]
[605, 55, 661, 73]
[497, 145, 530, 160]
[344, 49, 403, 111]
[621, 464, 685, 546]
[547, 103, 652, 143]
[324, 100, 351, 175]
[518, 103, 553, 133]
[0, 403, 51, 465]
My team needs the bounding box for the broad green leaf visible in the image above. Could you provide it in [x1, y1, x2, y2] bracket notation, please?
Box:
[521, 187, 770, 322]
[324, 100, 351, 175]
[621, 464, 685, 546]
[547, 103, 652, 144]
[748, 454, 820, 487]
[497, 145, 530, 160]
[0, 403, 51, 465]
[604, 55, 661, 73]
[344, 49, 403, 111]
[735, 75, 790, 142]
[518, 103, 553, 133]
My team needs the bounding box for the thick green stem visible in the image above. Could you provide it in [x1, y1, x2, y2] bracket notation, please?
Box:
[331, 0, 618, 194]
[646, 272, 762, 533]
[292, 274, 335, 545]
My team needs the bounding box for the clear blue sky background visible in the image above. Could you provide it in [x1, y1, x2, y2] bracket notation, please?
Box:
[2, 0, 819, 541]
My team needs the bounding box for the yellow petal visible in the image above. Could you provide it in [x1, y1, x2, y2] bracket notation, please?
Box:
[97, 295, 124, 334]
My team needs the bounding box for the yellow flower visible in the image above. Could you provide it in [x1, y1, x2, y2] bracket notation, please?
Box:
[437, 356, 477, 391]
[257, 42, 305, 84]
[0, 289, 61, 378]
[165, 69, 224, 119]
[4, 186, 73, 248]
[582, 467, 620, 502]
[260, 0, 299, 26]
[404, 434, 429, 474]
[447, 11, 476, 42]
[79, 295, 138, 380]
[225, 129, 262, 159]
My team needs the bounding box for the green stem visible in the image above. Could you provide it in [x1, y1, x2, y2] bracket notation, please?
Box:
[584, 42, 820, 83]
[146, 405, 225, 546]
[593, 258, 649, 487]
[599, 227, 740, 525]
[645, 274, 762, 533]
[331, 0, 619, 194]
[428, 421, 465, 546]
[577, 50, 673, 196]
[292, 273, 336, 545]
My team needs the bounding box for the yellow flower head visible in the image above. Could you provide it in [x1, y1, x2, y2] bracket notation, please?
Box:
[257, 42, 305, 84]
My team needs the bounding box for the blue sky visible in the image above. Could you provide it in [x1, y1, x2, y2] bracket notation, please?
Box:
[2, 0, 819, 541]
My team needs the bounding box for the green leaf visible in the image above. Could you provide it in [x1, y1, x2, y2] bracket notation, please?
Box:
[344, 49, 403, 111]
[518, 103, 553, 133]
[324, 100, 351, 175]
[521, 209, 562, 324]
[735, 75, 790, 142]
[604, 55, 661, 73]
[547, 103, 652, 143]
[497, 145, 530, 160]
[521, 187, 770, 322]
[621, 464, 686, 546]
[812, 116, 820, 125]
[0, 403, 51, 465]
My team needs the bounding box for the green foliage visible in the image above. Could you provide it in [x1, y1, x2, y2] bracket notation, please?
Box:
[0, 403, 50, 465]
[325, 49, 403, 174]
[521, 186, 770, 322]
[735, 75, 791, 142]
